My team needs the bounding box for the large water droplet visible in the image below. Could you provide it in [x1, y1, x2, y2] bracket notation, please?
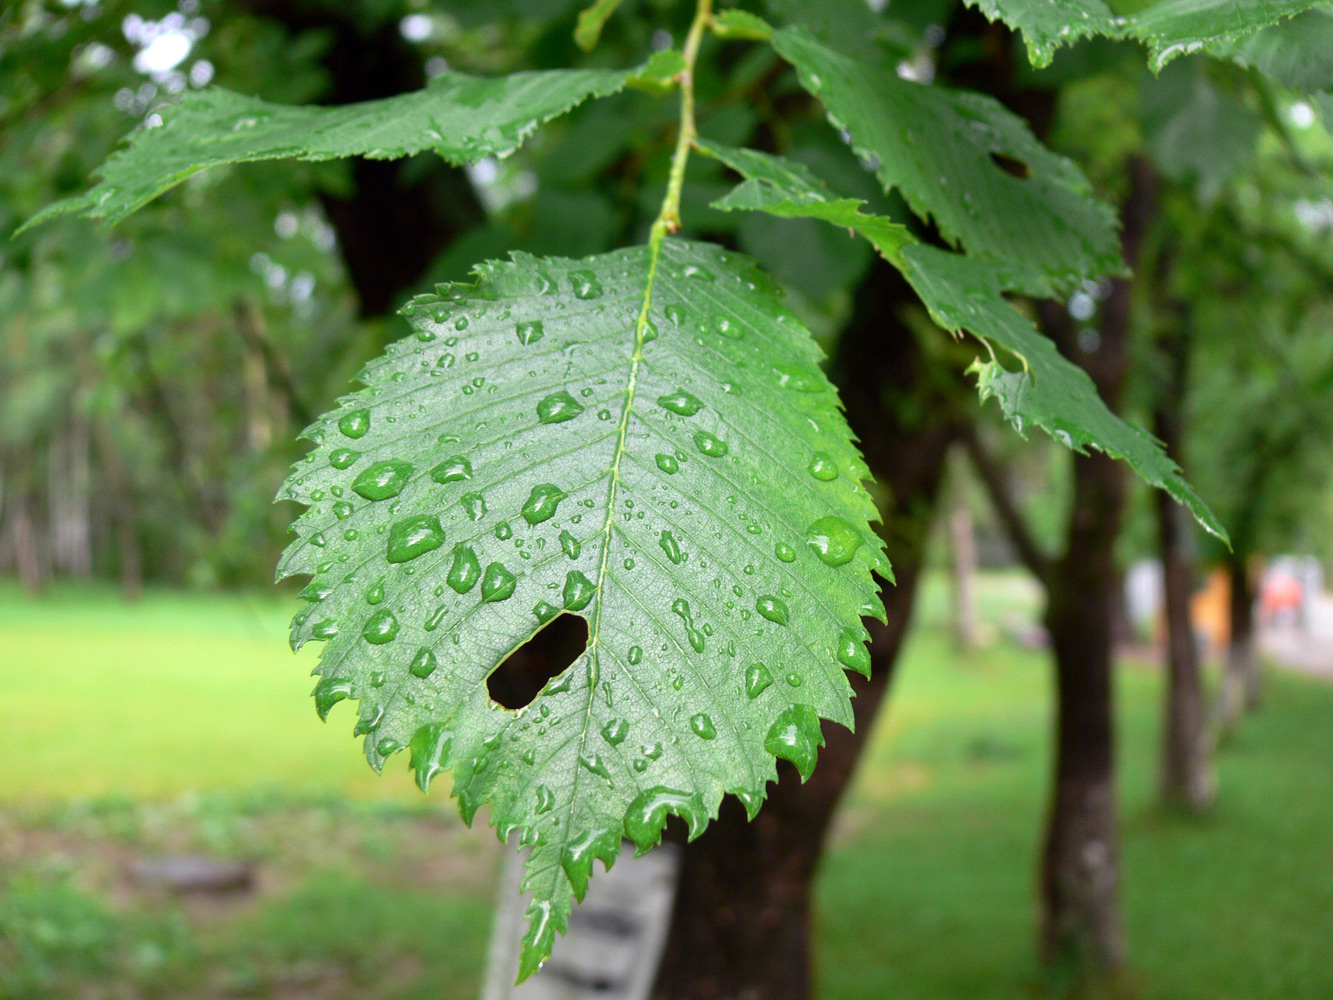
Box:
[690, 713, 717, 740]
[624, 787, 705, 852]
[579, 752, 610, 779]
[563, 570, 595, 610]
[461, 492, 487, 521]
[386, 515, 445, 563]
[410, 647, 438, 678]
[339, 408, 371, 439]
[559, 530, 581, 559]
[764, 704, 824, 780]
[716, 318, 743, 340]
[773, 364, 819, 391]
[522, 483, 565, 525]
[808, 453, 839, 481]
[693, 431, 728, 458]
[314, 676, 353, 720]
[362, 608, 400, 644]
[537, 391, 584, 424]
[656, 453, 679, 475]
[745, 662, 773, 698]
[756, 595, 789, 625]
[806, 516, 862, 567]
[333, 501, 354, 520]
[447, 545, 481, 593]
[365, 579, 385, 604]
[480, 562, 517, 602]
[329, 448, 359, 469]
[601, 718, 629, 746]
[570, 270, 602, 300]
[659, 530, 683, 564]
[516, 320, 544, 345]
[353, 459, 413, 501]
[535, 785, 555, 813]
[657, 390, 704, 416]
[775, 542, 796, 563]
[836, 627, 871, 677]
[430, 455, 472, 483]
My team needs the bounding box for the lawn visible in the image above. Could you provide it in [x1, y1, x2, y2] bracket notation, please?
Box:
[1, 578, 1330, 999]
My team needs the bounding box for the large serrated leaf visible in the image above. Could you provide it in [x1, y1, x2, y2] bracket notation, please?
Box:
[962, 0, 1119, 68]
[770, 26, 1123, 295]
[898, 244, 1228, 542]
[1203, 6, 1333, 91]
[703, 142, 1227, 541]
[1128, 0, 1333, 72]
[20, 66, 641, 231]
[277, 239, 888, 978]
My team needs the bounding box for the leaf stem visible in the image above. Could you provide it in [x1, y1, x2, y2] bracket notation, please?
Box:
[652, 0, 713, 239]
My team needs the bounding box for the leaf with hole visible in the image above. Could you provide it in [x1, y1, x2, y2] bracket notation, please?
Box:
[277, 239, 888, 978]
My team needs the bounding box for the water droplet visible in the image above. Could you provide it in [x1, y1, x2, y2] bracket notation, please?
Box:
[339, 409, 370, 439]
[313, 619, 339, 639]
[775, 542, 796, 562]
[533, 600, 560, 624]
[409, 723, 452, 791]
[716, 318, 743, 340]
[333, 501, 354, 520]
[362, 608, 399, 644]
[447, 545, 481, 593]
[480, 562, 517, 602]
[495, 521, 513, 540]
[330, 448, 359, 469]
[516, 320, 544, 344]
[745, 663, 773, 698]
[659, 531, 683, 564]
[537, 391, 584, 424]
[656, 453, 679, 475]
[425, 605, 447, 630]
[773, 364, 819, 391]
[461, 492, 487, 521]
[559, 530, 581, 559]
[690, 713, 717, 740]
[570, 270, 603, 300]
[693, 431, 728, 457]
[430, 455, 472, 483]
[563, 570, 595, 610]
[365, 579, 385, 604]
[602, 718, 629, 746]
[657, 390, 705, 416]
[806, 516, 862, 567]
[535, 785, 555, 813]
[353, 459, 413, 500]
[808, 453, 838, 481]
[579, 752, 610, 779]
[522, 483, 566, 525]
[624, 787, 705, 852]
[836, 627, 871, 677]
[314, 677, 353, 720]
[628, 645, 643, 665]
[786, 672, 802, 687]
[764, 704, 824, 780]
[664, 304, 685, 327]
[386, 515, 445, 563]
[410, 647, 438, 678]
[756, 595, 789, 626]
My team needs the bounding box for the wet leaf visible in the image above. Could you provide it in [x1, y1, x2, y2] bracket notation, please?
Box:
[278, 239, 888, 978]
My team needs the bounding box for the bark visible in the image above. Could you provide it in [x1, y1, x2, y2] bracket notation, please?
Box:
[1219, 550, 1259, 732]
[651, 262, 966, 1000]
[1154, 331, 1213, 812]
[1034, 159, 1160, 976]
[10, 487, 45, 594]
[949, 483, 980, 652]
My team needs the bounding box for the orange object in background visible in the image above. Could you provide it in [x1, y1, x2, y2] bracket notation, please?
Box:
[1260, 570, 1303, 622]
[1191, 569, 1231, 652]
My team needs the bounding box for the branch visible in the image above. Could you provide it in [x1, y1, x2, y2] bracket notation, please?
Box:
[962, 423, 1053, 585]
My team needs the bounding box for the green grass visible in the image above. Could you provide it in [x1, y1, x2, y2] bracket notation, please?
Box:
[2, 579, 1331, 998]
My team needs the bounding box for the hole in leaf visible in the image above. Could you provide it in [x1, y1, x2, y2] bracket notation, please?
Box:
[989, 151, 1031, 179]
[487, 614, 589, 710]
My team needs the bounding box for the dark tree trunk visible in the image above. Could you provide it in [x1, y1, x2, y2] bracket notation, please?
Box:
[651, 263, 966, 1000]
[1035, 159, 1159, 976]
[1153, 330, 1213, 812]
[1220, 549, 1259, 731]
[949, 486, 980, 652]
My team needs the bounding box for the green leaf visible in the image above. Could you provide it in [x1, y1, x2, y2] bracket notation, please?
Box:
[899, 244, 1228, 542]
[1128, 0, 1333, 72]
[278, 239, 889, 977]
[21, 65, 642, 232]
[961, 0, 1119, 68]
[575, 0, 625, 50]
[711, 10, 775, 41]
[698, 140, 912, 261]
[1203, 7, 1333, 91]
[770, 27, 1122, 295]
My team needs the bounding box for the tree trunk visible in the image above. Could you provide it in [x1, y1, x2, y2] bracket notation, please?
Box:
[651, 262, 966, 1000]
[949, 484, 979, 652]
[1156, 491, 1213, 811]
[10, 487, 45, 594]
[1219, 550, 1258, 733]
[1153, 325, 1213, 812]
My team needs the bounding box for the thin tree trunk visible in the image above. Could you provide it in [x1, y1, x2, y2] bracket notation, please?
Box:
[1219, 550, 1258, 732]
[10, 488, 45, 594]
[949, 486, 979, 652]
[651, 262, 965, 1000]
[1154, 327, 1213, 812]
